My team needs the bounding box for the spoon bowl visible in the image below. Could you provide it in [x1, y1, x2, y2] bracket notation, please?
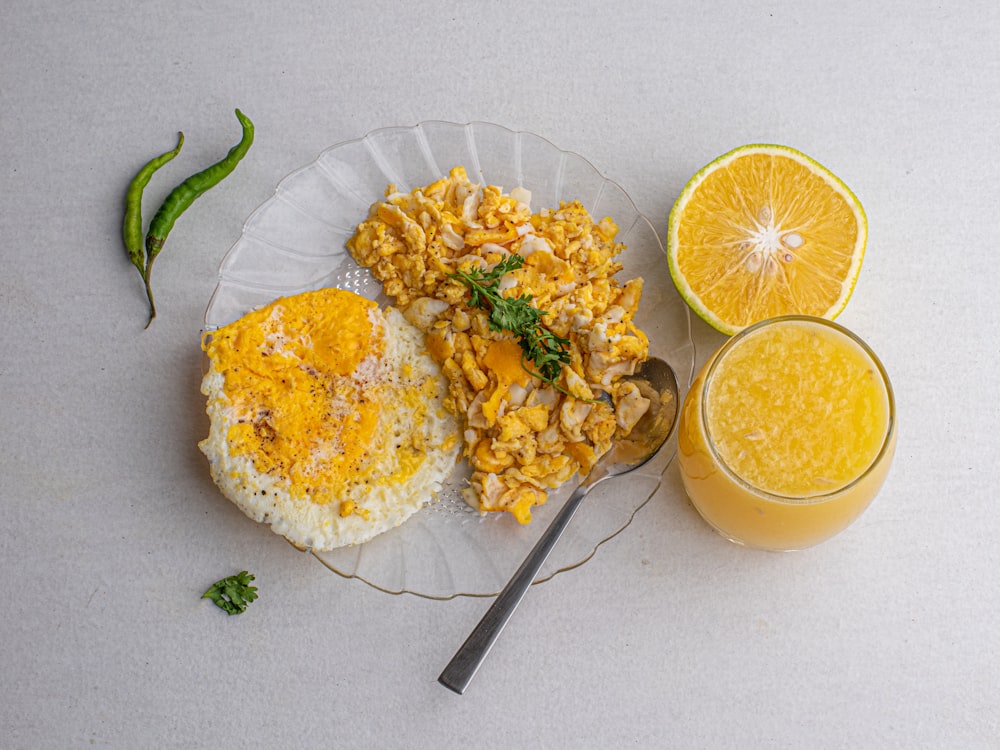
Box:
[439, 356, 680, 694]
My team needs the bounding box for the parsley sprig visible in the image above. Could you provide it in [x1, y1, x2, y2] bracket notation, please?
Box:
[202, 571, 258, 616]
[449, 254, 571, 385]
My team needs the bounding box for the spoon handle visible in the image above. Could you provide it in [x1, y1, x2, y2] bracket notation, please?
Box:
[438, 482, 591, 694]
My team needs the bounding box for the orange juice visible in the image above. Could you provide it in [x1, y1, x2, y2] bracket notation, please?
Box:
[678, 316, 895, 550]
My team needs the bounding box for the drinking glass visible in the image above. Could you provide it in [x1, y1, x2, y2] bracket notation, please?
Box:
[677, 315, 896, 551]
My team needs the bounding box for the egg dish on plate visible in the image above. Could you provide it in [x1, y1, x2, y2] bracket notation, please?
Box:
[199, 287, 460, 551]
[201, 164, 651, 547]
[348, 166, 651, 524]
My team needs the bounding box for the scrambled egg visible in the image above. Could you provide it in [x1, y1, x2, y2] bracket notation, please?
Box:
[347, 166, 650, 523]
[199, 288, 459, 550]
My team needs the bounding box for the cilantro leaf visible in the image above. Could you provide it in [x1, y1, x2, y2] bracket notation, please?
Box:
[202, 571, 258, 616]
[449, 254, 571, 387]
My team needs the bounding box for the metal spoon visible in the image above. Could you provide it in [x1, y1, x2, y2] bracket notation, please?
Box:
[438, 356, 680, 694]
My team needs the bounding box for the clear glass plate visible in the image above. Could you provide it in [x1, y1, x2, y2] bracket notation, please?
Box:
[204, 121, 695, 599]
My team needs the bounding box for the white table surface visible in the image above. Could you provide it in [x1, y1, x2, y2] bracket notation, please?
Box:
[4, 1, 997, 747]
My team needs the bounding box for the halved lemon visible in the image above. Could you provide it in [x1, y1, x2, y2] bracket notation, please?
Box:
[666, 144, 867, 335]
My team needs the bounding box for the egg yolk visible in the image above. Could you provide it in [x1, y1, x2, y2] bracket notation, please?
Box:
[203, 288, 386, 503]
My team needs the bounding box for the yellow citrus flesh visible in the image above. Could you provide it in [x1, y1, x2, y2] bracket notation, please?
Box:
[667, 145, 867, 335]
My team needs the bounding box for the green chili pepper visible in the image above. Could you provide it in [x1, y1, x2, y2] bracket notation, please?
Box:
[135, 109, 254, 327]
[122, 132, 184, 275]
[145, 109, 254, 266]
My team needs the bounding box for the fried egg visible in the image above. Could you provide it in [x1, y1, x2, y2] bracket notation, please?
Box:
[199, 288, 460, 550]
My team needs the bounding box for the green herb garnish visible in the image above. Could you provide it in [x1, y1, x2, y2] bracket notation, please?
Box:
[449, 254, 571, 385]
[202, 571, 258, 616]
